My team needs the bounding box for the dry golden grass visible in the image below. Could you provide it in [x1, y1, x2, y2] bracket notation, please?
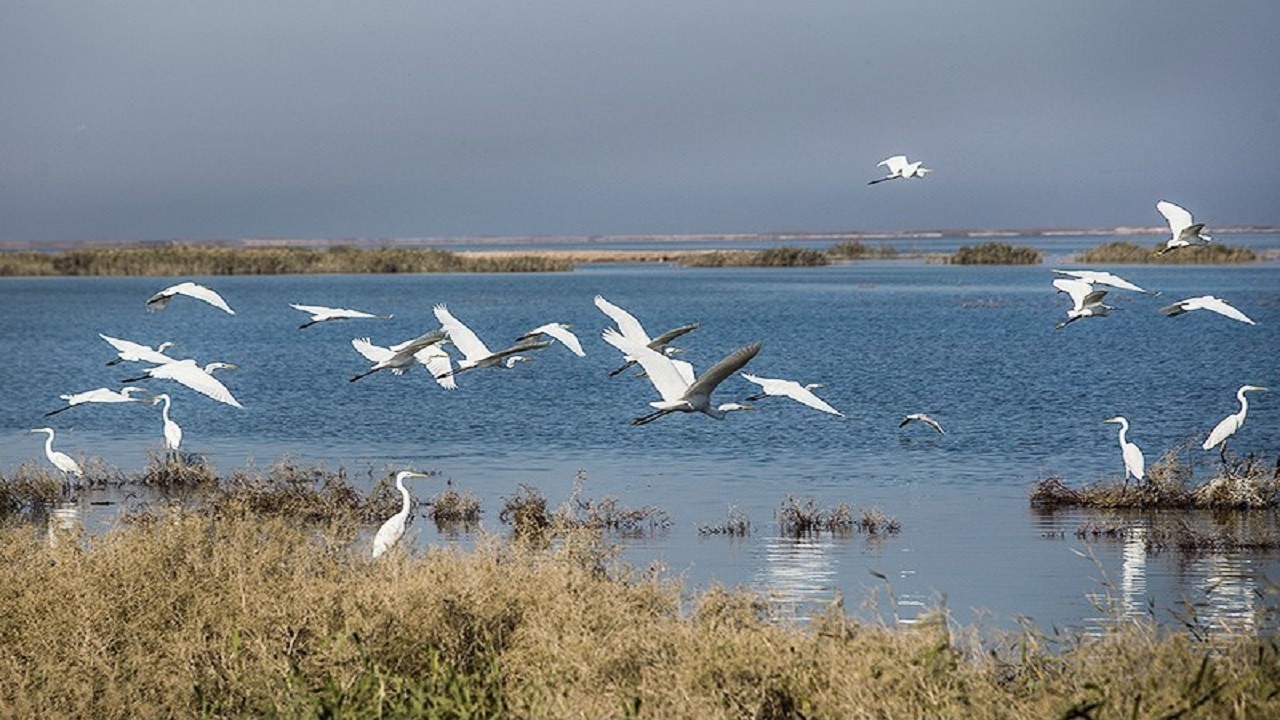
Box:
[1077, 240, 1259, 264]
[2, 511, 1279, 719]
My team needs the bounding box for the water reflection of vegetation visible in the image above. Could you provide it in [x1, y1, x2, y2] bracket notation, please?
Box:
[0, 245, 572, 275]
[4, 500, 1280, 717]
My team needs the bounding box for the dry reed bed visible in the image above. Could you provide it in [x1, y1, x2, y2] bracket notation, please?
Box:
[2, 511, 1279, 719]
[1075, 240, 1259, 264]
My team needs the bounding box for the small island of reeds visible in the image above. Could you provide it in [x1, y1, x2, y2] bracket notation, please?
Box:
[0, 245, 572, 276]
[948, 241, 1043, 265]
[677, 246, 831, 268]
[1075, 240, 1259, 264]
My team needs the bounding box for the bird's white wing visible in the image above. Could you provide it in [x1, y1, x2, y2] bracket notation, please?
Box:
[594, 295, 651, 343]
[529, 323, 585, 356]
[1156, 200, 1193, 234]
[352, 338, 394, 363]
[433, 304, 492, 363]
[784, 385, 842, 416]
[1053, 278, 1094, 310]
[414, 345, 457, 390]
[1054, 270, 1147, 294]
[879, 155, 909, 174]
[672, 358, 697, 387]
[161, 282, 235, 314]
[99, 333, 145, 355]
[1195, 297, 1255, 325]
[154, 361, 242, 408]
[99, 333, 175, 364]
[292, 303, 378, 320]
[602, 328, 689, 402]
[290, 303, 333, 316]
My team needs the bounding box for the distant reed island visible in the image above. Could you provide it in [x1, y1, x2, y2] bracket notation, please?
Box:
[0, 235, 1268, 275]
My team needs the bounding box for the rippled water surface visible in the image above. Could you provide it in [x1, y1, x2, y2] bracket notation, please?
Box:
[2, 246, 1278, 632]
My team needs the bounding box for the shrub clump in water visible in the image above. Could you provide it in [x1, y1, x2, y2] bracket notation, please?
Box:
[949, 242, 1042, 265]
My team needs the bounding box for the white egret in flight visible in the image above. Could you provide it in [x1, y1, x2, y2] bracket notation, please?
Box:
[30, 427, 83, 491]
[45, 386, 151, 416]
[123, 360, 242, 408]
[1203, 385, 1268, 457]
[868, 155, 932, 185]
[1155, 200, 1212, 256]
[1053, 278, 1112, 329]
[899, 413, 946, 434]
[372, 471, 431, 558]
[593, 294, 698, 376]
[1052, 270, 1158, 296]
[146, 282, 235, 314]
[1159, 296, 1255, 325]
[98, 334, 177, 365]
[602, 328, 760, 425]
[433, 304, 550, 377]
[152, 393, 183, 456]
[1102, 416, 1145, 485]
[517, 323, 586, 357]
[289, 303, 393, 329]
[740, 373, 843, 417]
[350, 330, 449, 383]
[414, 345, 458, 390]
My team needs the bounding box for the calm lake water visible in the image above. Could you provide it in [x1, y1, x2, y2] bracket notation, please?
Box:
[2, 240, 1278, 633]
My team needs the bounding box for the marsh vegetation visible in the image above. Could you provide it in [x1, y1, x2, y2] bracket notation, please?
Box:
[949, 241, 1043, 265]
[1076, 240, 1259, 264]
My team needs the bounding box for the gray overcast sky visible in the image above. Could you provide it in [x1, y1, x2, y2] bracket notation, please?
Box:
[3, 1, 1279, 241]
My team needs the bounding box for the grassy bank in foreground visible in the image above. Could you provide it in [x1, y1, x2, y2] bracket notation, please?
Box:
[0, 245, 572, 276]
[1, 487, 1277, 717]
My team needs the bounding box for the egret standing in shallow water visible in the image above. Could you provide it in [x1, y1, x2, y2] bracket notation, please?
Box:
[602, 328, 760, 425]
[152, 394, 183, 458]
[30, 427, 83, 494]
[1203, 385, 1268, 459]
[372, 471, 431, 558]
[1102, 416, 1145, 486]
[145, 281, 235, 314]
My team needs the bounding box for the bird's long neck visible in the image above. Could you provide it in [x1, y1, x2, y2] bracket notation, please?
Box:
[43, 431, 55, 456]
[160, 396, 172, 422]
[1237, 388, 1251, 417]
[396, 476, 412, 515]
[1115, 418, 1129, 444]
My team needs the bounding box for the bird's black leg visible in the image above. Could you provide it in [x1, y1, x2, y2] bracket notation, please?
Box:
[609, 360, 634, 378]
[631, 409, 672, 426]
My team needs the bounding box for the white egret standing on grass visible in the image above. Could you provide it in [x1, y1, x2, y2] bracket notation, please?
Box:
[350, 330, 449, 382]
[899, 413, 946, 434]
[517, 323, 586, 357]
[1052, 270, 1158, 296]
[30, 427, 83, 494]
[593, 294, 698, 376]
[740, 373, 843, 417]
[152, 393, 182, 457]
[372, 471, 431, 558]
[1203, 385, 1268, 459]
[289, 303, 393, 329]
[432, 304, 550, 377]
[145, 282, 235, 314]
[1053, 278, 1112, 329]
[601, 328, 760, 425]
[123, 360, 242, 408]
[1102, 416, 1145, 486]
[98, 334, 177, 365]
[45, 386, 151, 416]
[868, 155, 932, 184]
[1159, 296, 1256, 325]
[1155, 200, 1212, 256]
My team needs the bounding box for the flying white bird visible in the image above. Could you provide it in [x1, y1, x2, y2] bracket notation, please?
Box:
[1155, 200, 1212, 256]
[45, 386, 151, 416]
[868, 155, 932, 185]
[123, 359, 242, 408]
[602, 328, 760, 425]
[1159, 295, 1256, 325]
[350, 330, 449, 383]
[98, 334, 177, 365]
[517, 323, 586, 357]
[289, 303, 393, 329]
[30, 427, 83, 487]
[1203, 385, 1268, 456]
[1053, 278, 1112, 329]
[152, 393, 183, 454]
[740, 373, 843, 417]
[145, 282, 235, 314]
[372, 470, 431, 558]
[413, 345, 458, 390]
[899, 413, 946, 434]
[1102, 416, 1145, 485]
[593, 295, 698, 376]
[1052, 270, 1158, 296]
[433, 304, 549, 377]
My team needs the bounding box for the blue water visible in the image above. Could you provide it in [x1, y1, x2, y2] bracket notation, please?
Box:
[2, 254, 1278, 632]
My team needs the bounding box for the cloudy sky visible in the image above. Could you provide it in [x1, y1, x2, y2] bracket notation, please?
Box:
[3, 2, 1278, 241]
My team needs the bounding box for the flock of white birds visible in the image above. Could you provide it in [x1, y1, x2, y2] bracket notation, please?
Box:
[22, 168, 1270, 555]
